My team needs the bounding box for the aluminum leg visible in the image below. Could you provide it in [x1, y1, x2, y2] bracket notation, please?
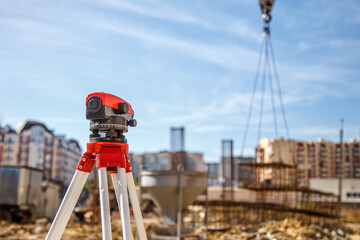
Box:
[45, 170, 89, 240]
[127, 172, 148, 240]
[111, 167, 134, 240]
[98, 167, 112, 240]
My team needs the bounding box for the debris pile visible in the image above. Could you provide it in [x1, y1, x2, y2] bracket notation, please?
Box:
[207, 218, 359, 240]
[0, 217, 359, 240]
[0, 217, 126, 240]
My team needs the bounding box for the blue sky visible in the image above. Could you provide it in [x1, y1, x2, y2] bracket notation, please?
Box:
[0, 0, 359, 162]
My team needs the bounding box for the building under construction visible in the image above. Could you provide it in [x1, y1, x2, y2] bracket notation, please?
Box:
[257, 138, 360, 187]
[190, 0, 341, 231]
[195, 139, 339, 231]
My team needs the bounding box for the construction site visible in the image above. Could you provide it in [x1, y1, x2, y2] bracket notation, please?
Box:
[1, 127, 359, 239]
[1, 121, 360, 239]
[1, 0, 360, 240]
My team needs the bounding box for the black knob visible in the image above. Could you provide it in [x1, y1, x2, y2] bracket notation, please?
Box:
[128, 119, 137, 127]
[118, 102, 129, 114]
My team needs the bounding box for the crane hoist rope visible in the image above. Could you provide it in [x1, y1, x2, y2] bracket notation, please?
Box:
[240, 0, 290, 157]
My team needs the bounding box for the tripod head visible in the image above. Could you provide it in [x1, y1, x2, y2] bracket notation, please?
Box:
[86, 92, 137, 142]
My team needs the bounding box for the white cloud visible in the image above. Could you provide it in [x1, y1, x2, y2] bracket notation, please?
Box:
[88, 0, 262, 43]
[90, 0, 210, 27]
[91, 20, 259, 71]
[226, 20, 261, 42]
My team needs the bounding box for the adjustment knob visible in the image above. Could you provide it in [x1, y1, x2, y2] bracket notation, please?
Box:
[118, 102, 129, 114]
[128, 119, 137, 127]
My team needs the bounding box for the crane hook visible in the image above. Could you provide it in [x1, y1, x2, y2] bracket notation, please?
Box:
[259, 0, 275, 23]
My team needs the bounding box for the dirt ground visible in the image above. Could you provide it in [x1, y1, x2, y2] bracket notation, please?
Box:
[207, 219, 360, 240]
[0, 216, 360, 240]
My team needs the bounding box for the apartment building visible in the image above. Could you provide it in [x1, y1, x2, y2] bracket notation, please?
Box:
[0, 125, 19, 165]
[0, 120, 82, 185]
[257, 138, 360, 187]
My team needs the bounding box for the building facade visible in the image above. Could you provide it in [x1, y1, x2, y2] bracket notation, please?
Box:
[0, 121, 82, 185]
[310, 178, 360, 203]
[130, 151, 205, 179]
[205, 156, 254, 187]
[256, 138, 360, 187]
[0, 125, 19, 165]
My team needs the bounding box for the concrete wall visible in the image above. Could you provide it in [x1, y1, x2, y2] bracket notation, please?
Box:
[310, 178, 360, 203]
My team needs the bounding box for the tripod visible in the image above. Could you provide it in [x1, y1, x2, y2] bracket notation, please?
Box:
[45, 92, 147, 240]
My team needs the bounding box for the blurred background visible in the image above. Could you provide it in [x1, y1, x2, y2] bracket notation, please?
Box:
[0, 0, 360, 239]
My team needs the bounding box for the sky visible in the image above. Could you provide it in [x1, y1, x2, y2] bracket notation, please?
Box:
[0, 0, 359, 162]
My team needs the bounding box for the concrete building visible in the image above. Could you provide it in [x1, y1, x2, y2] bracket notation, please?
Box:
[257, 138, 360, 187]
[310, 178, 360, 203]
[205, 156, 254, 187]
[130, 151, 205, 179]
[206, 162, 221, 186]
[0, 125, 19, 165]
[0, 120, 82, 185]
[51, 136, 82, 185]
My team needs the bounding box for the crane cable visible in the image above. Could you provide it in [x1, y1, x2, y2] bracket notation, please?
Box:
[258, 36, 268, 143]
[240, 38, 265, 156]
[240, 0, 290, 156]
[269, 38, 290, 139]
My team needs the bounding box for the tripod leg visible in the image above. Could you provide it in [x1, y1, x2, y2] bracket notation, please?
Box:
[45, 170, 89, 240]
[98, 167, 112, 240]
[110, 167, 134, 240]
[126, 172, 148, 240]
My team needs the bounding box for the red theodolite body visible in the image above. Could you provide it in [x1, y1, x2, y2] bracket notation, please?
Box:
[77, 92, 137, 174]
[45, 92, 147, 240]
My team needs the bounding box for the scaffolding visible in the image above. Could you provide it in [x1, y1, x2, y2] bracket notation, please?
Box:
[170, 127, 186, 170]
[221, 140, 234, 201]
[195, 139, 340, 231]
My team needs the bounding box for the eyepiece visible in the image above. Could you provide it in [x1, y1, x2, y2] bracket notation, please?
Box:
[128, 119, 137, 127]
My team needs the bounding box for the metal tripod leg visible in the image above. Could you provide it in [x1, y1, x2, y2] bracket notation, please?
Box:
[111, 167, 134, 240]
[45, 170, 89, 240]
[126, 172, 148, 240]
[98, 167, 112, 240]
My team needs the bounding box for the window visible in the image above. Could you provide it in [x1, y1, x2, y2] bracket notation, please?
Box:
[347, 192, 360, 198]
[160, 156, 168, 170]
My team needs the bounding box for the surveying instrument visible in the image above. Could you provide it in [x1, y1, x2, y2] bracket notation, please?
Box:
[45, 92, 147, 240]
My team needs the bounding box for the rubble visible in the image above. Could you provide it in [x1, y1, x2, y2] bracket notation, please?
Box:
[0, 217, 359, 240]
[207, 218, 360, 240]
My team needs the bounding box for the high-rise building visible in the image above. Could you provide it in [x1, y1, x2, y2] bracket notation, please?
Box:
[256, 138, 360, 187]
[0, 120, 82, 185]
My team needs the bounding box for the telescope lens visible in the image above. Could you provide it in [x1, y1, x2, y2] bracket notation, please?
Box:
[89, 99, 98, 109]
[87, 96, 102, 113]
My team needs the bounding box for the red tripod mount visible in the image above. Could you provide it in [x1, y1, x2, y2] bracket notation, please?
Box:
[76, 141, 132, 174]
